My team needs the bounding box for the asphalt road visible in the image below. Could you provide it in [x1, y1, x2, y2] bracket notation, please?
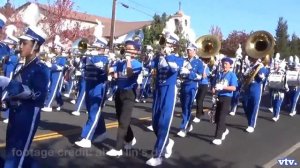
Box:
[0, 92, 299, 168]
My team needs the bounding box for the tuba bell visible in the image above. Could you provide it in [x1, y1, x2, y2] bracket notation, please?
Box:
[195, 35, 221, 59]
[243, 31, 275, 86]
[245, 30, 275, 60]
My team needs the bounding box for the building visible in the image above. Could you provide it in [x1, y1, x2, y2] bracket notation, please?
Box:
[13, 2, 151, 43]
[165, 8, 196, 42]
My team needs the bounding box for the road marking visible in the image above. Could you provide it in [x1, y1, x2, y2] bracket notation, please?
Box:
[263, 142, 300, 168]
[0, 110, 201, 148]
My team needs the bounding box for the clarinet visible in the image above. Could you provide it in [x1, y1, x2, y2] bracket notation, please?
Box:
[208, 61, 221, 124]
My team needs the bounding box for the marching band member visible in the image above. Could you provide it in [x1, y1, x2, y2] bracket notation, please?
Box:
[136, 45, 153, 103]
[211, 57, 238, 145]
[0, 4, 50, 167]
[289, 55, 300, 117]
[269, 59, 288, 121]
[177, 42, 202, 137]
[106, 40, 142, 156]
[146, 31, 183, 166]
[242, 57, 268, 133]
[193, 56, 210, 123]
[75, 21, 109, 147]
[41, 35, 67, 112]
[1, 24, 20, 124]
[71, 56, 87, 116]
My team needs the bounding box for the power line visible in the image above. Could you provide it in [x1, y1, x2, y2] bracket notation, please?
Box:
[126, 0, 162, 14]
[118, 2, 153, 17]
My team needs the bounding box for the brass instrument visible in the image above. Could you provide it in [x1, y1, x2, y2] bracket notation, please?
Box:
[243, 31, 275, 86]
[72, 38, 107, 55]
[195, 35, 221, 123]
[195, 35, 221, 59]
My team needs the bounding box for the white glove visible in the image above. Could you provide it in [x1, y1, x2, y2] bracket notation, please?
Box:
[108, 75, 112, 81]
[158, 56, 168, 69]
[168, 62, 179, 70]
[180, 67, 190, 74]
[215, 83, 224, 91]
[109, 52, 116, 61]
[75, 57, 80, 63]
[95, 62, 104, 68]
[75, 71, 82, 76]
[45, 62, 52, 68]
[0, 76, 11, 88]
[143, 70, 149, 76]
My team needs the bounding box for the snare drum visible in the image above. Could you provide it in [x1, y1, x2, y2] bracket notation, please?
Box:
[286, 71, 300, 86]
[268, 73, 286, 89]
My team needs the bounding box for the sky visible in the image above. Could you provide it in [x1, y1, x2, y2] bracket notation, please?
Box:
[1, 0, 300, 38]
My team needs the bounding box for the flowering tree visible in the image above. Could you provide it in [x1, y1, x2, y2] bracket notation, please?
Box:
[221, 30, 249, 57]
[209, 25, 223, 41]
[41, 0, 74, 42]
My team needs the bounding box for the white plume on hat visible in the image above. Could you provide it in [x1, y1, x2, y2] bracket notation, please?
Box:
[54, 35, 64, 48]
[22, 3, 41, 27]
[294, 55, 299, 65]
[94, 19, 104, 39]
[288, 56, 294, 65]
[4, 25, 19, 43]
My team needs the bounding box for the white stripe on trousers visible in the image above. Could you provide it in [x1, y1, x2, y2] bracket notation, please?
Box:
[86, 84, 106, 140]
[18, 107, 39, 168]
[158, 86, 177, 157]
[47, 72, 62, 107]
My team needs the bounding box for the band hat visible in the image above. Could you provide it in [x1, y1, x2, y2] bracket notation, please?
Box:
[19, 26, 47, 45]
[0, 13, 7, 29]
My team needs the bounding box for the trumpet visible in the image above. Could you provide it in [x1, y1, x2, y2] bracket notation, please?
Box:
[72, 38, 107, 55]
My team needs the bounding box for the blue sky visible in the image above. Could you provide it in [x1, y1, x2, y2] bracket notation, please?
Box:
[2, 0, 300, 38]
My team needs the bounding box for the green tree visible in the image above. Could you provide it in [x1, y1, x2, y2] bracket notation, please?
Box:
[143, 13, 168, 47]
[289, 33, 300, 56]
[275, 17, 290, 58]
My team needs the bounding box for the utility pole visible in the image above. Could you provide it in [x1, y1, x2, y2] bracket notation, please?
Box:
[109, 0, 117, 51]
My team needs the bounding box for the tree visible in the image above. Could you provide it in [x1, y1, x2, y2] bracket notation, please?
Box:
[221, 30, 249, 57]
[209, 25, 223, 41]
[289, 33, 300, 56]
[275, 17, 290, 58]
[143, 13, 168, 46]
[41, 0, 74, 42]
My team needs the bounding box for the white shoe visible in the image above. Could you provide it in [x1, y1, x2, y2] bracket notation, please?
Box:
[56, 106, 61, 111]
[221, 129, 229, 140]
[71, 111, 80, 116]
[177, 130, 186, 138]
[135, 99, 140, 103]
[146, 157, 162, 166]
[3, 119, 8, 124]
[290, 111, 296, 117]
[142, 100, 147, 103]
[108, 97, 113, 101]
[272, 116, 280, 122]
[246, 126, 254, 133]
[229, 112, 236, 116]
[147, 125, 154, 131]
[193, 117, 201, 123]
[63, 93, 70, 98]
[268, 107, 273, 113]
[41, 107, 52, 112]
[188, 125, 193, 132]
[106, 149, 123, 157]
[164, 138, 174, 158]
[124, 137, 136, 150]
[70, 100, 76, 104]
[75, 138, 91, 148]
[212, 139, 222, 145]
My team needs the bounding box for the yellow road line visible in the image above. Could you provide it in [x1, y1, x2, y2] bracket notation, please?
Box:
[0, 109, 204, 148]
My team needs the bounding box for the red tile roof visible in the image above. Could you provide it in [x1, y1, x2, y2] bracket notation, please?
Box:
[16, 2, 152, 37]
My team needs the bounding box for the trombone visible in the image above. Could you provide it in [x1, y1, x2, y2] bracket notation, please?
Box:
[71, 38, 108, 55]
